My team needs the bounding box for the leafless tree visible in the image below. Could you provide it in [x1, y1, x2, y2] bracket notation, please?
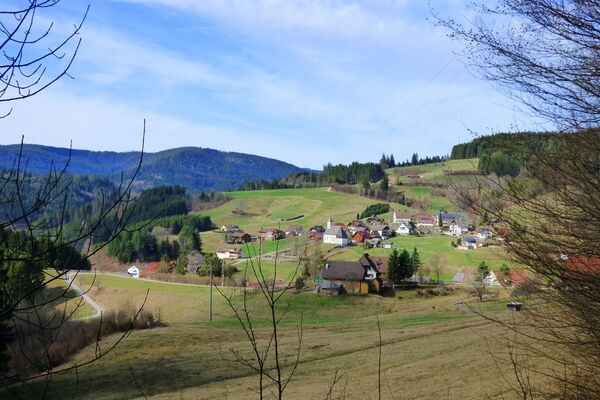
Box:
[0, 131, 148, 397]
[0, 3, 154, 392]
[0, 1, 88, 118]
[437, 2, 600, 398]
[428, 252, 445, 285]
[216, 239, 306, 400]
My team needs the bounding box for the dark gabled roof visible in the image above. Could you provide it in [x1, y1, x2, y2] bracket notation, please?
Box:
[322, 261, 365, 281]
[324, 226, 348, 238]
[232, 231, 249, 237]
[463, 236, 477, 243]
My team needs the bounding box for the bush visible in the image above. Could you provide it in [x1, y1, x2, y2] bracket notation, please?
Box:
[7, 303, 164, 377]
[102, 303, 165, 334]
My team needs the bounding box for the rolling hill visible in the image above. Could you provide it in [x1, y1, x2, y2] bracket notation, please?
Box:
[0, 144, 308, 192]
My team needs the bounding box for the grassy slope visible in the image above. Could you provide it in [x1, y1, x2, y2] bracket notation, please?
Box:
[385, 159, 479, 213]
[198, 187, 400, 253]
[12, 274, 530, 400]
[388, 158, 479, 185]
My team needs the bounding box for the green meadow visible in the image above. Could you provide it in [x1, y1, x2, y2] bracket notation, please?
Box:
[8, 273, 532, 400]
[328, 235, 511, 280]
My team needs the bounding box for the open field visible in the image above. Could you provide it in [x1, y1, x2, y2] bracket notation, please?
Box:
[200, 187, 388, 233]
[197, 187, 403, 253]
[388, 158, 479, 185]
[7, 273, 533, 400]
[328, 235, 512, 280]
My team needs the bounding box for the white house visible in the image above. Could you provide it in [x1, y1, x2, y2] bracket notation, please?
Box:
[449, 222, 469, 236]
[460, 236, 478, 250]
[394, 222, 415, 236]
[416, 215, 438, 227]
[127, 266, 140, 279]
[370, 224, 391, 239]
[483, 271, 502, 288]
[216, 248, 242, 260]
[323, 226, 349, 247]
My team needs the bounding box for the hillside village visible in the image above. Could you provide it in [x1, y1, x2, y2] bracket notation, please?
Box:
[3, 1, 600, 399]
[120, 191, 527, 299]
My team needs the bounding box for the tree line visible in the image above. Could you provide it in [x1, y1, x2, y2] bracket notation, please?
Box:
[379, 152, 448, 169]
[106, 214, 211, 264]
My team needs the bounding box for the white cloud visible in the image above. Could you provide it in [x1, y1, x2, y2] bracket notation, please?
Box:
[116, 0, 413, 41]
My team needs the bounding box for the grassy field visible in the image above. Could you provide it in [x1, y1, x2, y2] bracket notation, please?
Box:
[43, 272, 97, 319]
[197, 187, 403, 253]
[388, 158, 479, 185]
[328, 235, 511, 280]
[379, 159, 480, 213]
[201, 187, 386, 231]
[8, 273, 534, 400]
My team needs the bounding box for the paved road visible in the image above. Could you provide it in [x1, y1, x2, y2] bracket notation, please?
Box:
[67, 274, 104, 320]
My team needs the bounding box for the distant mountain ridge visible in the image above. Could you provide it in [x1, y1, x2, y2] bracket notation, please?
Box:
[0, 144, 308, 192]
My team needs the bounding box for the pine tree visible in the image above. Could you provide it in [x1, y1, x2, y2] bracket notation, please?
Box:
[410, 247, 421, 277]
[175, 252, 187, 275]
[380, 175, 389, 193]
[387, 248, 401, 283]
[398, 249, 413, 285]
[411, 153, 419, 165]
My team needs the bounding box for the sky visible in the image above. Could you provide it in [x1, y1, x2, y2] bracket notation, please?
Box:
[0, 0, 545, 169]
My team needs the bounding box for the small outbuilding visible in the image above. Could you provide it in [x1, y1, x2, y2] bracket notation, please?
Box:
[127, 265, 140, 278]
[506, 302, 523, 312]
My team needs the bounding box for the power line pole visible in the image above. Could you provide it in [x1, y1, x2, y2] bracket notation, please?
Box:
[221, 260, 225, 287]
[209, 258, 213, 321]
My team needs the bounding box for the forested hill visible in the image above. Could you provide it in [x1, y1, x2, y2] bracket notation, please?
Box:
[0, 144, 307, 192]
[450, 131, 557, 177]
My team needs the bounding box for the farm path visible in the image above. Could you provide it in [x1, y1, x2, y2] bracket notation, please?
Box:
[67, 274, 104, 320]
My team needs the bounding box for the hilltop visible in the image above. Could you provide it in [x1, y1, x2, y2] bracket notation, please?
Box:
[0, 144, 308, 192]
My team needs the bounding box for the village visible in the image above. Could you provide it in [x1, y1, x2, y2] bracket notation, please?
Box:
[123, 209, 528, 299]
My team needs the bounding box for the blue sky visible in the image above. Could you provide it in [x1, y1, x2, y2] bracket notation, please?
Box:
[1, 0, 545, 169]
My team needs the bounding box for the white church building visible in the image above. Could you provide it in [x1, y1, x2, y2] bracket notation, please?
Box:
[323, 216, 349, 247]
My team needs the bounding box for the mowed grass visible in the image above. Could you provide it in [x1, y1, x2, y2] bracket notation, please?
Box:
[402, 186, 454, 212]
[9, 273, 535, 400]
[197, 187, 401, 252]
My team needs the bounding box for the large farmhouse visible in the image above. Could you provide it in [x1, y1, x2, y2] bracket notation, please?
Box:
[321, 254, 382, 294]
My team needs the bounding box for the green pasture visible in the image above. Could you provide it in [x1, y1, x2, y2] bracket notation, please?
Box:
[328, 235, 511, 279]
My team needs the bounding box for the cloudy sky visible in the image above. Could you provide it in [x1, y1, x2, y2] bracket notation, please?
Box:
[1, 0, 544, 169]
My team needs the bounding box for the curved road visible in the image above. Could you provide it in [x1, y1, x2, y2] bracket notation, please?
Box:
[67, 274, 104, 320]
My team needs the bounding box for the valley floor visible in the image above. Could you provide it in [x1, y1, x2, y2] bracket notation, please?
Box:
[9, 274, 531, 400]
